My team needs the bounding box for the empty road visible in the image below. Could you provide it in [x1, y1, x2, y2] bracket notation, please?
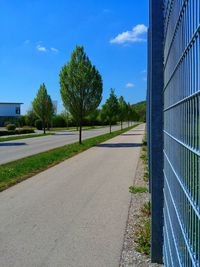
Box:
[0, 123, 133, 165]
[0, 124, 145, 267]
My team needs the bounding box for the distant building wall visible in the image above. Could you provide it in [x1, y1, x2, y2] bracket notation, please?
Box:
[0, 103, 22, 117]
[0, 103, 23, 126]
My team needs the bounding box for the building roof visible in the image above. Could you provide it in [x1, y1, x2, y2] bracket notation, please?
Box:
[0, 102, 23, 105]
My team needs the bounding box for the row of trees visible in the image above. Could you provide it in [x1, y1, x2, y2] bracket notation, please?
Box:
[101, 89, 138, 133]
[28, 46, 141, 143]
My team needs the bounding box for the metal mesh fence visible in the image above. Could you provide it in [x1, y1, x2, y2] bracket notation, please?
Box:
[163, 0, 200, 266]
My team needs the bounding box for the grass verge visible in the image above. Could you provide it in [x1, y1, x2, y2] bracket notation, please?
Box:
[140, 135, 149, 182]
[0, 133, 53, 142]
[134, 201, 151, 255]
[134, 135, 151, 256]
[49, 125, 107, 132]
[0, 125, 139, 192]
[129, 186, 148, 194]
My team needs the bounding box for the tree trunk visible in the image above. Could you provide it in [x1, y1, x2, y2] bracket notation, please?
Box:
[110, 123, 111, 134]
[121, 121, 123, 130]
[43, 121, 46, 134]
[79, 121, 82, 144]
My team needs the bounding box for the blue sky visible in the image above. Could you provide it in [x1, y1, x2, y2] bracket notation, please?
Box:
[0, 0, 148, 114]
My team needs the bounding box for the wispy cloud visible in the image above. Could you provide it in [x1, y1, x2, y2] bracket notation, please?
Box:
[141, 69, 147, 74]
[36, 44, 48, 52]
[110, 24, 148, 44]
[24, 39, 30, 45]
[36, 44, 59, 53]
[50, 47, 59, 53]
[126, 82, 135, 88]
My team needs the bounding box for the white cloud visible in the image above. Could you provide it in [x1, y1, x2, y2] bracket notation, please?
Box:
[50, 47, 59, 53]
[126, 82, 135, 88]
[110, 24, 148, 44]
[36, 45, 48, 52]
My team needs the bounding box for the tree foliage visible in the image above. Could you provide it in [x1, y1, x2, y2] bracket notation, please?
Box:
[132, 101, 146, 122]
[101, 89, 119, 133]
[60, 46, 103, 143]
[118, 96, 127, 129]
[126, 103, 138, 126]
[32, 83, 54, 134]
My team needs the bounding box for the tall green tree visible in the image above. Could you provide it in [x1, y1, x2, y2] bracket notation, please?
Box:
[101, 89, 119, 133]
[126, 103, 132, 127]
[32, 83, 53, 134]
[130, 106, 139, 122]
[60, 46, 103, 144]
[46, 95, 54, 130]
[126, 103, 138, 126]
[25, 109, 38, 127]
[132, 101, 146, 122]
[118, 96, 127, 130]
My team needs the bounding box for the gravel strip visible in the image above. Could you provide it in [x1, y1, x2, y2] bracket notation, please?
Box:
[119, 152, 164, 267]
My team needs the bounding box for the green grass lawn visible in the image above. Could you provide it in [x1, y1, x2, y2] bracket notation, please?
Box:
[0, 133, 54, 142]
[49, 125, 107, 132]
[0, 125, 139, 192]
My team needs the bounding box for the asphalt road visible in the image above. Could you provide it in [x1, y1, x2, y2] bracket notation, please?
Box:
[0, 123, 133, 165]
[0, 124, 145, 267]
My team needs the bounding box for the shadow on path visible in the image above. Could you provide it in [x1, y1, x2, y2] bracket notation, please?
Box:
[55, 133, 76, 136]
[130, 129, 144, 131]
[0, 142, 27, 146]
[121, 133, 143, 136]
[96, 143, 142, 148]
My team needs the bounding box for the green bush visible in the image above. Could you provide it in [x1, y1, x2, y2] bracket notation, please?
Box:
[35, 119, 43, 130]
[6, 124, 16, 131]
[0, 128, 34, 136]
[52, 115, 66, 127]
[17, 128, 35, 134]
[0, 131, 15, 136]
[4, 121, 11, 127]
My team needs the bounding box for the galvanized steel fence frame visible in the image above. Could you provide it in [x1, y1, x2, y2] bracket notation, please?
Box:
[163, 0, 200, 266]
[148, 0, 200, 265]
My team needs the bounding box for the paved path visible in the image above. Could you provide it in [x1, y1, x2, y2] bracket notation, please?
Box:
[0, 124, 145, 267]
[0, 123, 132, 165]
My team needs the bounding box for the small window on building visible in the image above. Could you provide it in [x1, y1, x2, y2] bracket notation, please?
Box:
[16, 107, 20, 114]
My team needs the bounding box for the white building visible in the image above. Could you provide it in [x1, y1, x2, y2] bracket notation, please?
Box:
[0, 102, 23, 126]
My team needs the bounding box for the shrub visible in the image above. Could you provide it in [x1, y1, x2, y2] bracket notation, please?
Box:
[6, 124, 16, 131]
[0, 131, 15, 136]
[0, 128, 34, 136]
[17, 128, 35, 134]
[52, 115, 66, 127]
[4, 121, 11, 127]
[18, 116, 26, 127]
[35, 119, 43, 130]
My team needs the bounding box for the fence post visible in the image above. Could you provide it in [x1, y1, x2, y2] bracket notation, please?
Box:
[148, 0, 164, 263]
